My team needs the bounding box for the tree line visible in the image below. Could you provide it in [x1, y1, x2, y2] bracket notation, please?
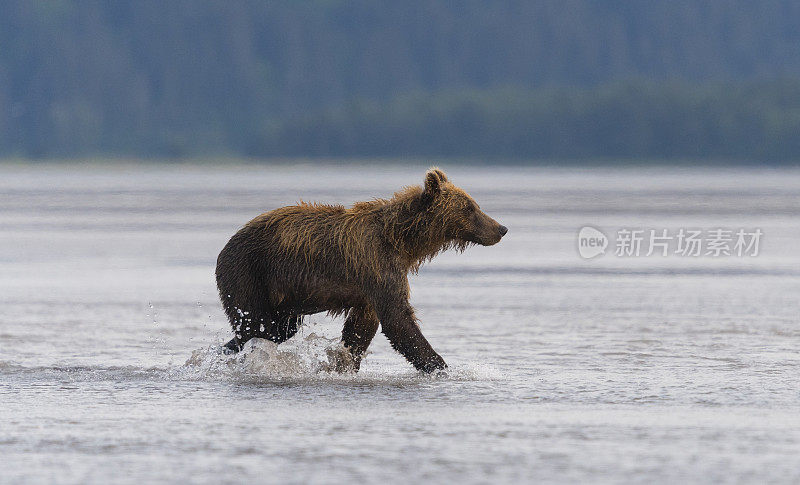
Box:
[1, 1, 799, 161]
[251, 81, 800, 161]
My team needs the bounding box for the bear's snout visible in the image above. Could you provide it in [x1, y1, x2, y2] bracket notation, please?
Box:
[472, 216, 506, 246]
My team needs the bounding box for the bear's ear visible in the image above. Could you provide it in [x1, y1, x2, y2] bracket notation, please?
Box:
[423, 167, 448, 199]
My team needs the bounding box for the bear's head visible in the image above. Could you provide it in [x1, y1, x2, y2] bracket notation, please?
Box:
[422, 168, 508, 247]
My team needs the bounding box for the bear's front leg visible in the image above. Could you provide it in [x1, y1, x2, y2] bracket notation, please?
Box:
[369, 287, 447, 373]
[341, 306, 380, 371]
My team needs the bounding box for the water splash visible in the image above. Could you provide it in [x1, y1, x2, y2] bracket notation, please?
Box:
[180, 334, 504, 383]
[182, 334, 358, 381]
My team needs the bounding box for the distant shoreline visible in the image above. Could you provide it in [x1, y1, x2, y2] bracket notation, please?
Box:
[1, 157, 799, 168]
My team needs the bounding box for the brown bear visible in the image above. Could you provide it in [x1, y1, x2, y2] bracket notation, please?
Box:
[215, 168, 507, 372]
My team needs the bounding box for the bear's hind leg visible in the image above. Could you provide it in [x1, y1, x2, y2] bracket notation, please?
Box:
[222, 338, 240, 354]
[269, 312, 301, 344]
[221, 304, 285, 353]
[341, 306, 380, 371]
[222, 312, 298, 353]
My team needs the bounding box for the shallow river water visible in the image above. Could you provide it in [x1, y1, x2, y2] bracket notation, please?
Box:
[1, 163, 799, 484]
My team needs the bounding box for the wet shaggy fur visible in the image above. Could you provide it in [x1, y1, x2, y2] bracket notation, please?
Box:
[215, 168, 507, 372]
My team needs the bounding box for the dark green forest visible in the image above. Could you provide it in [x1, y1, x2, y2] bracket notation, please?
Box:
[2, 1, 800, 161]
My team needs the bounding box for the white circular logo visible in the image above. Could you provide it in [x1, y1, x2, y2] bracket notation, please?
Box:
[577, 226, 608, 259]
